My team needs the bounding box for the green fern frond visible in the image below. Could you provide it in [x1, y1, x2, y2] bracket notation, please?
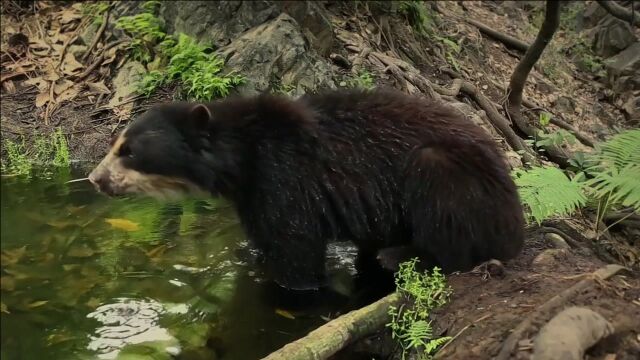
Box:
[513, 166, 587, 224]
[586, 164, 640, 211]
[425, 335, 452, 354]
[593, 129, 640, 171]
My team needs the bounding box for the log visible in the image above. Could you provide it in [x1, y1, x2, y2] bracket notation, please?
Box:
[262, 292, 402, 360]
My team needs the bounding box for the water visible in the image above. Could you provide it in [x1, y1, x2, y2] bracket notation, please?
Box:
[0, 168, 376, 360]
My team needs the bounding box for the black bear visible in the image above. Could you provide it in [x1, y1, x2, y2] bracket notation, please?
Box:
[88, 88, 525, 290]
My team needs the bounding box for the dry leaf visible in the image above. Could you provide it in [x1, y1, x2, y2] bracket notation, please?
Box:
[27, 300, 49, 308]
[56, 85, 80, 103]
[25, 77, 48, 91]
[1, 246, 27, 266]
[30, 39, 51, 56]
[275, 309, 296, 319]
[61, 53, 84, 75]
[86, 81, 111, 95]
[146, 244, 168, 259]
[0, 276, 16, 291]
[105, 218, 140, 231]
[1, 303, 9, 314]
[58, 9, 82, 24]
[53, 80, 74, 96]
[2, 80, 16, 94]
[35, 91, 51, 107]
[67, 245, 95, 258]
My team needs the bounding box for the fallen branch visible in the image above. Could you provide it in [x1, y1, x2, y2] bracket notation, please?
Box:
[466, 18, 529, 53]
[262, 292, 401, 360]
[596, 0, 639, 28]
[83, 8, 110, 61]
[531, 307, 614, 360]
[495, 264, 628, 360]
[74, 39, 126, 80]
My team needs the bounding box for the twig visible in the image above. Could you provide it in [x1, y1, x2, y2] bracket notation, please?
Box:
[434, 313, 492, 358]
[466, 18, 529, 52]
[75, 40, 126, 80]
[495, 264, 629, 360]
[83, 9, 110, 61]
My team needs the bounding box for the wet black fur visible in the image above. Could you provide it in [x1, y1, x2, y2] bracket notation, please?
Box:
[120, 88, 525, 290]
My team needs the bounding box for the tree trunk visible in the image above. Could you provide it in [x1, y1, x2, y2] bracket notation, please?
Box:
[506, 1, 564, 166]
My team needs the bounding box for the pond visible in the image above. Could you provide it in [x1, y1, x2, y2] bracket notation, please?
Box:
[1, 167, 385, 360]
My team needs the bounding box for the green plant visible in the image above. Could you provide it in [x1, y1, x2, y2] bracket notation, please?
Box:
[387, 259, 452, 359]
[1, 128, 70, 177]
[81, 1, 110, 25]
[115, 12, 166, 63]
[513, 166, 587, 224]
[512, 129, 640, 225]
[538, 112, 552, 127]
[399, 1, 435, 36]
[347, 70, 375, 89]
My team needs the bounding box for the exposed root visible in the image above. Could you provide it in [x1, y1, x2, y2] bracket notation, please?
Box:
[495, 264, 629, 360]
[466, 18, 529, 53]
[262, 293, 401, 360]
[531, 307, 614, 360]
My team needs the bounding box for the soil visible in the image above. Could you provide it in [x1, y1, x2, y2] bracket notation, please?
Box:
[1, 1, 639, 359]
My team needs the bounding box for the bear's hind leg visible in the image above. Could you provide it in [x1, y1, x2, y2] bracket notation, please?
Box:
[264, 234, 328, 291]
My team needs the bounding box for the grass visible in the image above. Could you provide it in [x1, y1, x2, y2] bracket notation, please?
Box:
[387, 259, 452, 359]
[114, 2, 243, 100]
[1, 128, 71, 177]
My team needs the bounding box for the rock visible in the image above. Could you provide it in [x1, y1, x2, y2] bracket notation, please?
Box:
[68, 44, 87, 58]
[276, 1, 334, 56]
[552, 95, 576, 114]
[622, 95, 640, 124]
[107, 61, 145, 110]
[591, 17, 637, 58]
[545, 233, 571, 249]
[217, 13, 335, 97]
[605, 42, 640, 91]
[580, 2, 608, 29]
[532, 249, 570, 267]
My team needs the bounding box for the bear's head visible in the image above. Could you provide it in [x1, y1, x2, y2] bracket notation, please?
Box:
[88, 103, 235, 200]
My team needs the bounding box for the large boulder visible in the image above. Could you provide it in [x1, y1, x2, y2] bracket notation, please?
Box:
[591, 17, 637, 58]
[217, 13, 335, 96]
[605, 41, 640, 92]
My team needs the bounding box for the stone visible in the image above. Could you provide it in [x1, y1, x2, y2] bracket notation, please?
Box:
[605, 42, 640, 91]
[276, 1, 334, 56]
[107, 61, 145, 110]
[592, 17, 637, 58]
[161, 2, 280, 49]
[217, 13, 335, 97]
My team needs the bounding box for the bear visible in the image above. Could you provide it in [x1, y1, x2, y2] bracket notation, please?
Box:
[88, 88, 525, 290]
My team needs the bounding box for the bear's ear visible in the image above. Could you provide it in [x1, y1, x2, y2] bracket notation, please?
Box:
[188, 104, 212, 129]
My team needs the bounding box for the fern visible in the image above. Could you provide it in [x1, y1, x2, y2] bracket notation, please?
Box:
[513, 166, 587, 224]
[586, 164, 640, 211]
[592, 129, 640, 172]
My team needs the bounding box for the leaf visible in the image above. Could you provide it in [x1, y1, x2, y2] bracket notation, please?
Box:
[24, 77, 48, 91]
[56, 85, 80, 103]
[1, 303, 9, 314]
[0, 276, 16, 291]
[105, 218, 140, 231]
[86, 297, 102, 309]
[35, 91, 51, 107]
[86, 81, 111, 95]
[1, 246, 27, 265]
[67, 244, 96, 258]
[275, 309, 296, 319]
[61, 53, 84, 75]
[53, 79, 74, 95]
[27, 300, 49, 308]
[146, 244, 168, 260]
[58, 9, 82, 24]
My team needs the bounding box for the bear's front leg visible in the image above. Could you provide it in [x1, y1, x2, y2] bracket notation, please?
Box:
[264, 234, 328, 291]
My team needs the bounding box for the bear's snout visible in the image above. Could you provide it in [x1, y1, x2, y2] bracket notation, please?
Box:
[88, 170, 116, 196]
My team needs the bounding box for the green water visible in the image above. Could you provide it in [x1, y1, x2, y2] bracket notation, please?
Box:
[0, 168, 363, 360]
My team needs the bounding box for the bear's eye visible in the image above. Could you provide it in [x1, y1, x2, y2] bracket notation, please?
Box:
[118, 143, 133, 158]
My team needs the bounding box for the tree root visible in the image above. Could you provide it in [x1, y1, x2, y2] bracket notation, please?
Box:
[465, 18, 529, 53]
[262, 293, 401, 360]
[495, 264, 629, 360]
[368, 52, 536, 164]
[531, 307, 614, 360]
[596, 0, 640, 28]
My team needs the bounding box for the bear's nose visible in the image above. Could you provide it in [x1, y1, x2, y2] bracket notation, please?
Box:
[88, 172, 113, 195]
